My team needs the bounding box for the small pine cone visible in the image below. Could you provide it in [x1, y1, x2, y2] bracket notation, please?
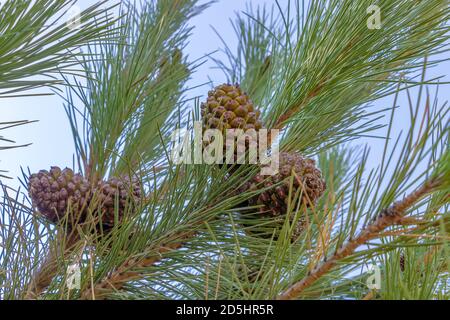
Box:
[201, 83, 265, 165]
[28, 166, 91, 224]
[400, 253, 405, 272]
[238, 152, 325, 240]
[95, 176, 141, 229]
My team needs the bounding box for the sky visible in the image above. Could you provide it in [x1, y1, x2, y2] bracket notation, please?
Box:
[1, 0, 449, 191]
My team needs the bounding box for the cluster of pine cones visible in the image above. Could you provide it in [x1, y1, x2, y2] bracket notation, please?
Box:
[28, 167, 141, 231]
[201, 83, 326, 240]
[28, 83, 325, 241]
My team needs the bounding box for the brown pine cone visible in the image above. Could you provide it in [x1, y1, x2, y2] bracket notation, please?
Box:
[237, 152, 326, 240]
[95, 176, 141, 229]
[28, 166, 90, 224]
[239, 152, 326, 216]
[201, 83, 263, 132]
[28, 167, 142, 231]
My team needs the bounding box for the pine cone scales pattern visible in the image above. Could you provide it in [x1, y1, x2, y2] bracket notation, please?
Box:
[240, 152, 326, 217]
[28, 166, 141, 229]
[201, 83, 266, 166]
[201, 83, 263, 133]
[237, 152, 325, 241]
[28, 167, 90, 224]
[96, 177, 142, 228]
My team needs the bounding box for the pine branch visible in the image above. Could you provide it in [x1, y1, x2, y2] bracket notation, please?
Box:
[24, 231, 80, 299]
[212, 4, 280, 107]
[80, 230, 195, 300]
[64, 0, 207, 179]
[0, 0, 118, 97]
[215, 0, 450, 154]
[0, 0, 117, 178]
[241, 0, 448, 153]
[77, 167, 260, 300]
[362, 291, 375, 300]
[3, 0, 448, 301]
[276, 177, 444, 300]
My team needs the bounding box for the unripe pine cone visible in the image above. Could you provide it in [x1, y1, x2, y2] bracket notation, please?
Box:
[28, 166, 141, 230]
[238, 152, 326, 239]
[201, 83, 263, 132]
[201, 83, 265, 165]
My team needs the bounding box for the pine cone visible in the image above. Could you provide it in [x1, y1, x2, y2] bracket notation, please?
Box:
[201, 83, 263, 132]
[28, 167, 90, 224]
[240, 152, 326, 216]
[28, 167, 142, 230]
[400, 252, 405, 272]
[238, 152, 326, 240]
[201, 83, 265, 165]
[96, 176, 141, 229]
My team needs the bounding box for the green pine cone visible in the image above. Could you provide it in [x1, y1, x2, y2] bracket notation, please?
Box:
[201, 83, 265, 166]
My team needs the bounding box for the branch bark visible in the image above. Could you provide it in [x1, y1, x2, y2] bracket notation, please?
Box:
[276, 177, 442, 300]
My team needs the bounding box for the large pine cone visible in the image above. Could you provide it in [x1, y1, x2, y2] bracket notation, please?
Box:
[238, 152, 326, 240]
[28, 167, 90, 224]
[201, 83, 265, 165]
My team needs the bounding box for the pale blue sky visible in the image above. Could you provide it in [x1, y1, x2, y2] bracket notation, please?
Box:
[1, 0, 449, 190]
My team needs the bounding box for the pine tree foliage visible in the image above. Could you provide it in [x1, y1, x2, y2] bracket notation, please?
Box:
[0, 0, 449, 300]
[0, 0, 118, 97]
[0, 120, 34, 178]
[0, 0, 118, 176]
